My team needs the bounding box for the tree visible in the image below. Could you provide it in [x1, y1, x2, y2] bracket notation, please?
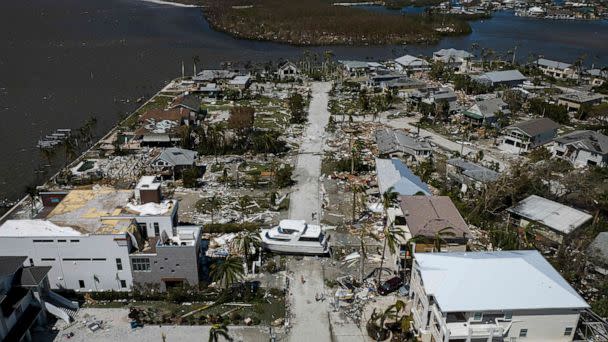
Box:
[377, 187, 405, 285]
[227, 106, 255, 136]
[208, 323, 232, 342]
[232, 230, 261, 274]
[433, 227, 457, 252]
[207, 195, 222, 224]
[237, 195, 251, 223]
[182, 167, 199, 188]
[274, 164, 294, 188]
[210, 256, 244, 289]
[288, 93, 306, 123]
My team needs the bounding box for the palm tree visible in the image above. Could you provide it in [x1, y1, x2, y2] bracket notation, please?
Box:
[433, 227, 457, 252]
[367, 301, 403, 341]
[208, 323, 232, 342]
[342, 223, 380, 283]
[210, 256, 244, 289]
[377, 187, 405, 285]
[351, 182, 365, 223]
[232, 231, 261, 274]
[208, 195, 222, 224]
[237, 195, 251, 223]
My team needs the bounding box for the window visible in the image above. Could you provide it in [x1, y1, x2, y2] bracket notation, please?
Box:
[154, 223, 160, 237]
[70, 239, 80, 243]
[519, 329, 528, 337]
[116, 258, 123, 270]
[79, 280, 85, 288]
[41, 258, 56, 261]
[92, 258, 106, 261]
[132, 258, 151, 271]
[29, 258, 34, 266]
[504, 312, 512, 320]
[120, 280, 127, 288]
[58, 239, 66, 242]
[472, 312, 483, 321]
[63, 258, 91, 261]
[33, 239, 53, 243]
[564, 327, 573, 336]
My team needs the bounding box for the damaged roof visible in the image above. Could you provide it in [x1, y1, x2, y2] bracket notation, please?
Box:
[398, 196, 470, 238]
[447, 158, 500, 183]
[375, 128, 432, 155]
[507, 195, 592, 235]
[554, 130, 608, 155]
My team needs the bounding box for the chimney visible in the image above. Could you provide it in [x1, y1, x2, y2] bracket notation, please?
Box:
[135, 176, 162, 204]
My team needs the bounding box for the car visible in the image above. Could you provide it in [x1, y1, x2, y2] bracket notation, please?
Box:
[378, 276, 404, 295]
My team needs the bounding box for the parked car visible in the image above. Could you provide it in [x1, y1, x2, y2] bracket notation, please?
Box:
[378, 276, 403, 295]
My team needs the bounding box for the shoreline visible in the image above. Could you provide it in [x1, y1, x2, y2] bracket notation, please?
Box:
[0, 79, 181, 224]
[137, 0, 201, 8]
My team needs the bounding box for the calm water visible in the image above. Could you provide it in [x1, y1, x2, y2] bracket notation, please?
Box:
[0, 0, 607, 205]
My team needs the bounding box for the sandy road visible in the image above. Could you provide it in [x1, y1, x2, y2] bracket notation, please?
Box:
[288, 81, 332, 223]
[287, 82, 333, 342]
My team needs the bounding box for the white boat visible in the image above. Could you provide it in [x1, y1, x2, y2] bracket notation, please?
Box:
[260, 219, 329, 255]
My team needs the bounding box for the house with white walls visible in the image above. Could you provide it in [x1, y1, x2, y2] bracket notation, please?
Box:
[410, 251, 589, 342]
[0, 177, 200, 292]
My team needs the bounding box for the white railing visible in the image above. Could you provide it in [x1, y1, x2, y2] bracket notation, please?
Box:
[46, 291, 79, 310]
[44, 301, 71, 323]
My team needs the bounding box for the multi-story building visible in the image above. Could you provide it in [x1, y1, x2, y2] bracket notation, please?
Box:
[1, 256, 78, 341]
[535, 58, 577, 80]
[410, 251, 589, 342]
[551, 130, 608, 167]
[0, 178, 201, 292]
[499, 117, 560, 154]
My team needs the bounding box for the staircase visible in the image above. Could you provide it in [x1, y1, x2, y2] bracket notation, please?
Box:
[43, 291, 79, 323]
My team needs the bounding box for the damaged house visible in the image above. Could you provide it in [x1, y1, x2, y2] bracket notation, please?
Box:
[507, 195, 593, 245]
[0, 178, 201, 292]
[135, 107, 200, 146]
[150, 147, 199, 179]
[551, 130, 608, 167]
[375, 128, 432, 162]
[446, 158, 500, 192]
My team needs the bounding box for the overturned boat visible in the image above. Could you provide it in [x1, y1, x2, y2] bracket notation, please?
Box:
[260, 219, 329, 255]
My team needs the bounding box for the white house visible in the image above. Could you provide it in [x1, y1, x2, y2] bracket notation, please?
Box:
[410, 250, 589, 342]
[535, 58, 577, 80]
[394, 55, 430, 72]
[277, 61, 300, 80]
[0, 183, 180, 292]
[499, 117, 560, 154]
[433, 48, 474, 72]
[551, 130, 608, 167]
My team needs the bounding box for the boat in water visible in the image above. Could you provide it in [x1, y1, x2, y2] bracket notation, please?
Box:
[260, 219, 329, 255]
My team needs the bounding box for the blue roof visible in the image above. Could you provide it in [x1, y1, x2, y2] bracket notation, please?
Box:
[375, 158, 431, 196]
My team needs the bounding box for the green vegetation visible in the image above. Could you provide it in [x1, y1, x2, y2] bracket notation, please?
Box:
[527, 98, 570, 125]
[202, 0, 474, 45]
